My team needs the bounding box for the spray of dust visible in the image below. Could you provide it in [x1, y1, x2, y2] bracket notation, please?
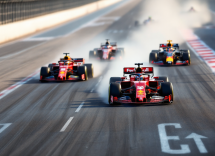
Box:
[97, 0, 212, 104]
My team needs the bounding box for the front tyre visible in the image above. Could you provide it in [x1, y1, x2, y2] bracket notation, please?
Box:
[182, 52, 191, 65]
[149, 52, 157, 63]
[78, 66, 88, 81]
[109, 82, 121, 105]
[84, 64, 94, 78]
[160, 82, 173, 103]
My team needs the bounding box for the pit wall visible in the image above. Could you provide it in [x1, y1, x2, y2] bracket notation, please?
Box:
[0, 0, 121, 44]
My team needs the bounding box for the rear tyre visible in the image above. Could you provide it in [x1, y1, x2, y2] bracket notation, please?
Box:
[160, 82, 173, 103]
[109, 82, 121, 105]
[156, 76, 169, 85]
[109, 77, 122, 84]
[84, 64, 94, 78]
[182, 51, 191, 65]
[78, 66, 88, 81]
[89, 51, 95, 59]
[48, 64, 53, 70]
[118, 48, 125, 56]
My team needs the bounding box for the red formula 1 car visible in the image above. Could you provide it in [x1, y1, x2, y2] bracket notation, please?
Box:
[108, 63, 173, 105]
[149, 40, 191, 66]
[89, 39, 124, 60]
[40, 53, 93, 82]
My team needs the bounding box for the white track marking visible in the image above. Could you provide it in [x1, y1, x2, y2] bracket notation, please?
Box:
[82, 16, 120, 28]
[0, 123, 12, 133]
[158, 123, 190, 154]
[0, 43, 45, 60]
[22, 37, 55, 41]
[60, 117, 74, 132]
[186, 133, 208, 154]
[0, 70, 39, 100]
[75, 102, 85, 112]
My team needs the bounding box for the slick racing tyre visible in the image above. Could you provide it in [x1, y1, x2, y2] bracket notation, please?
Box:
[115, 50, 123, 58]
[156, 76, 169, 85]
[40, 67, 50, 77]
[89, 51, 95, 59]
[78, 66, 88, 81]
[160, 82, 173, 103]
[40, 67, 50, 82]
[182, 51, 191, 65]
[149, 52, 158, 63]
[109, 77, 122, 84]
[48, 64, 53, 71]
[84, 64, 94, 78]
[109, 82, 121, 105]
[118, 48, 125, 56]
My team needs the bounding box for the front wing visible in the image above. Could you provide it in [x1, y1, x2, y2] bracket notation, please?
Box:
[151, 60, 189, 65]
[40, 74, 85, 81]
[110, 95, 173, 104]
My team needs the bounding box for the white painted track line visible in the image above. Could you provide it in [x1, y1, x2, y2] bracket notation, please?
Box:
[0, 123, 12, 133]
[60, 117, 74, 132]
[0, 70, 39, 100]
[75, 102, 85, 112]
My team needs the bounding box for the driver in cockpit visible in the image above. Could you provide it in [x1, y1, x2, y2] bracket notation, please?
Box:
[135, 68, 144, 81]
[106, 40, 110, 46]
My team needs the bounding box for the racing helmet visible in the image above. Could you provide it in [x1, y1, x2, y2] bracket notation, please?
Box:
[136, 67, 142, 73]
[64, 55, 72, 60]
[167, 40, 173, 47]
[105, 39, 110, 46]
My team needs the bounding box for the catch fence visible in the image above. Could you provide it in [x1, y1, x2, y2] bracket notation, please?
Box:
[0, 0, 99, 25]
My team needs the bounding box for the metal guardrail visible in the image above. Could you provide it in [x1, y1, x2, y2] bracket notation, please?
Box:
[0, 0, 99, 25]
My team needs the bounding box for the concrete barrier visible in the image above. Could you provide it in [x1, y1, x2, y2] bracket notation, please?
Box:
[0, 0, 121, 44]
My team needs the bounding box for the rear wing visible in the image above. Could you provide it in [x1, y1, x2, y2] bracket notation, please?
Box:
[124, 67, 136, 74]
[141, 67, 153, 73]
[160, 43, 179, 48]
[101, 42, 117, 46]
[123, 67, 153, 74]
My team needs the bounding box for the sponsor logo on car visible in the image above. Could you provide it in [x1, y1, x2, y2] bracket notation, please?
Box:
[137, 90, 144, 95]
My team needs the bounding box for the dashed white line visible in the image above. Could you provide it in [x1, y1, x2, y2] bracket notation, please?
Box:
[60, 117, 74, 132]
[75, 102, 85, 112]
[0, 123, 12, 133]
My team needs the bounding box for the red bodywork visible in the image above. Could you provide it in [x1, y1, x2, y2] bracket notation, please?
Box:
[40, 58, 86, 81]
[110, 67, 173, 104]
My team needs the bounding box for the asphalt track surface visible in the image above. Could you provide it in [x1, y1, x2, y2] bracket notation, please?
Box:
[0, 0, 215, 156]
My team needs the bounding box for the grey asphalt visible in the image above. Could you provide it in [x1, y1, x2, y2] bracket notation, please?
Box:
[0, 0, 215, 155]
